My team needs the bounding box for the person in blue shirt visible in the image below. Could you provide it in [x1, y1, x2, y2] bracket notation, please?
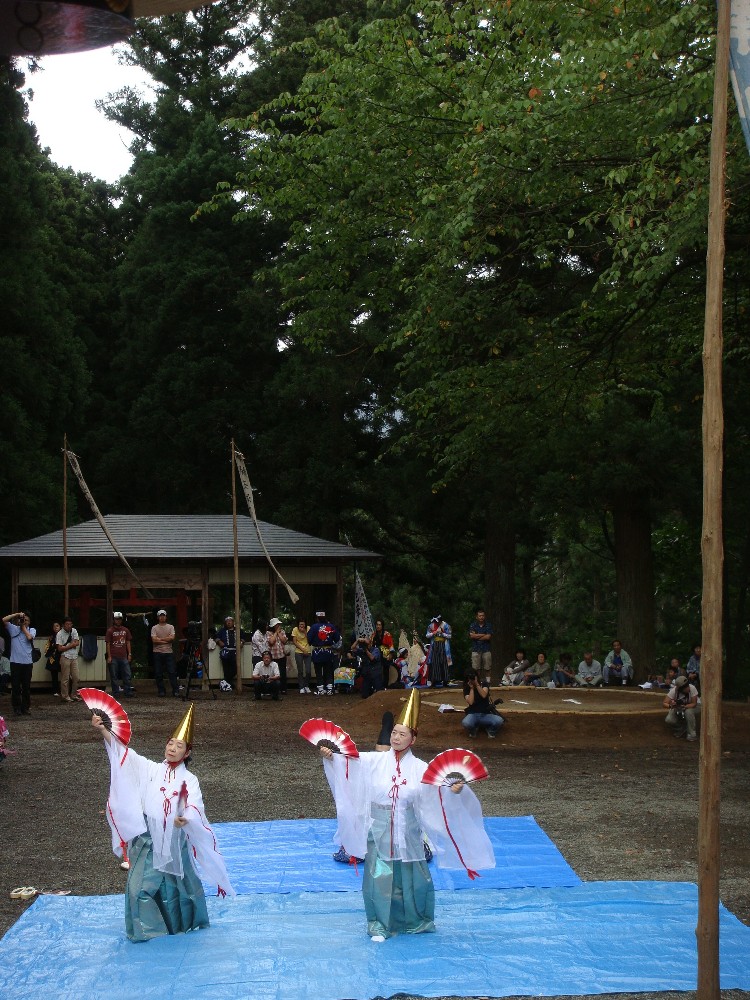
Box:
[469, 609, 493, 682]
[2, 611, 37, 717]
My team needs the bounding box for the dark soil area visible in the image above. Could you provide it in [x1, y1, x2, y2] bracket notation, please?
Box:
[1, 684, 748, 1000]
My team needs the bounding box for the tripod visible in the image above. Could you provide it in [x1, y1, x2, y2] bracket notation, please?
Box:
[183, 637, 216, 701]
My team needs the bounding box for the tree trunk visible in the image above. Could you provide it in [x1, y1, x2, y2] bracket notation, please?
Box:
[612, 496, 655, 681]
[484, 514, 516, 685]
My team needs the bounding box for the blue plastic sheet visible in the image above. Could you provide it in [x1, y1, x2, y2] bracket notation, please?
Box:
[3, 882, 750, 1000]
[206, 816, 581, 894]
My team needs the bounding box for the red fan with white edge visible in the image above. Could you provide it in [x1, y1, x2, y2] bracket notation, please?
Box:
[79, 688, 132, 746]
[421, 748, 488, 787]
[176, 780, 189, 817]
[299, 719, 359, 758]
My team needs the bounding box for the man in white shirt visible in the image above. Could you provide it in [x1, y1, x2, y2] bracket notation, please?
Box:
[252, 651, 280, 701]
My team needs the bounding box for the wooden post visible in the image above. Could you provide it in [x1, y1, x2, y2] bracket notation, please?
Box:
[62, 435, 69, 618]
[201, 563, 210, 692]
[231, 440, 242, 694]
[697, 3, 729, 998]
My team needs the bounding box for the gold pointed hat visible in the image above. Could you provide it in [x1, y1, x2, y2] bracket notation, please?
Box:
[171, 703, 194, 746]
[396, 689, 420, 733]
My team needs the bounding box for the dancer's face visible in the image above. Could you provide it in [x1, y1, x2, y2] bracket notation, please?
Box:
[165, 738, 187, 763]
[390, 724, 414, 752]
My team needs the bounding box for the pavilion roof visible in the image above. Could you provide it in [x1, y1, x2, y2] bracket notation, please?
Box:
[0, 515, 379, 563]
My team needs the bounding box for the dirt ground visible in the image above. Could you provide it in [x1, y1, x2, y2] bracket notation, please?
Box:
[1, 682, 749, 1000]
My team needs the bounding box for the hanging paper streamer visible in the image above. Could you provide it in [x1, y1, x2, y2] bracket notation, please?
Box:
[354, 570, 374, 639]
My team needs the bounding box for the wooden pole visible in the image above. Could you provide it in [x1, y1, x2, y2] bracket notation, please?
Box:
[62, 434, 69, 618]
[697, 2, 729, 997]
[231, 440, 243, 694]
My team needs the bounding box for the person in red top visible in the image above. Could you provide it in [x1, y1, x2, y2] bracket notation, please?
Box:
[105, 611, 135, 698]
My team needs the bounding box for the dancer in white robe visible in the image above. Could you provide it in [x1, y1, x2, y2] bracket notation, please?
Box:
[91, 704, 234, 941]
[319, 691, 494, 940]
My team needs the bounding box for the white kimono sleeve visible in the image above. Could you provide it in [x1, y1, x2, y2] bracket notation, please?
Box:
[103, 737, 150, 857]
[322, 753, 371, 861]
[181, 777, 236, 897]
[417, 781, 495, 876]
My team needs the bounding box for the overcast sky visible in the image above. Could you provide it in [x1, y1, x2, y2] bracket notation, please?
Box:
[23, 47, 151, 183]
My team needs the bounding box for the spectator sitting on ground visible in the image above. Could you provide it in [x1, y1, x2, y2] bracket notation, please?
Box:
[574, 651, 603, 687]
[462, 668, 503, 739]
[553, 652, 575, 687]
[603, 639, 633, 686]
[503, 649, 529, 686]
[663, 674, 700, 742]
[252, 651, 281, 701]
[522, 651, 552, 686]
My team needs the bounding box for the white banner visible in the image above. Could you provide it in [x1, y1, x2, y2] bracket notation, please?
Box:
[354, 571, 374, 639]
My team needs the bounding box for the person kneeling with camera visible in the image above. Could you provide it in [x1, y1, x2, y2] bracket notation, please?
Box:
[663, 675, 700, 742]
[462, 669, 504, 739]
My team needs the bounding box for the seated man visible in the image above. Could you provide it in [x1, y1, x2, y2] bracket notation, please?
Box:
[462, 669, 503, 739]
[575, 651, 603, 687]
[521, 651, 552, 686]
[663, 675, 700, 742]
[252, 651, 281, 701]
[603, 639, 633, 685]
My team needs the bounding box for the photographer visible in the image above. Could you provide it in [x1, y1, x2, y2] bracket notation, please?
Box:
[663, 675, 700, 742]
[462, 668, 504, 739]
[2, 611, 37, 717]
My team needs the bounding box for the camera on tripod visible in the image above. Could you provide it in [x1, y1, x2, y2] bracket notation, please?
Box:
[186, 620, 202, 643]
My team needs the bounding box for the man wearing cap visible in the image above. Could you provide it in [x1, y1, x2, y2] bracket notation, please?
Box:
[106, 611, 135, 697]
[308, 610, 342, 696]
[151, 610, 179, 698]
[252, 650, 281, 701]
[56, 615, 81, 704]
[663, 674, 700, 741]
[266, 617, 288, 694]
[216, 615, 243, 692]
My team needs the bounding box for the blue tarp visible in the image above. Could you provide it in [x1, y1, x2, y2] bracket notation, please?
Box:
[207, 816, 581, 894]
[2, 882, 750, 1000]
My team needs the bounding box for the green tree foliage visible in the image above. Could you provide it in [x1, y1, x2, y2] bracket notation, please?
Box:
[218, 0, 750, 678]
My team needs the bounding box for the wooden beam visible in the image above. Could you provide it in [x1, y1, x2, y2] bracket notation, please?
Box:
[697, 2, 729, 998]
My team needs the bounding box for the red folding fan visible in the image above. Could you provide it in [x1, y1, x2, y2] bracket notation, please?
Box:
[79, 688, 132, 746]
[299, 718, 359, 758]
[421, 749, 489, 787]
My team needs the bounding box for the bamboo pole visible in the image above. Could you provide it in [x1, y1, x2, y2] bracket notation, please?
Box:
[231, 440, 242, 694]
[62, 434, 69, 618]
[697, 2, 729, 997]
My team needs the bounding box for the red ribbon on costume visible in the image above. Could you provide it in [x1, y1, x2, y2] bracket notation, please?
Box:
[388, 760, 407, 857]
[438, 786, 480, 880]
[106, 798, 130, 866]
[160, 785, 178, 830]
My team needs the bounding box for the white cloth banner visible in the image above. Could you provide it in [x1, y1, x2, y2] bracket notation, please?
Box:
[731, 0, 750, 155]
[353, 571, 374, 639]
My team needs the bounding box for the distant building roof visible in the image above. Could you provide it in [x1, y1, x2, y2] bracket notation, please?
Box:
[0, 515, 379, 563]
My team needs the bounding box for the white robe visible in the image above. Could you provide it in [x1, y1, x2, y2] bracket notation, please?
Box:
[104, 737, 235, 896]
[324, 748, 494, 875]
